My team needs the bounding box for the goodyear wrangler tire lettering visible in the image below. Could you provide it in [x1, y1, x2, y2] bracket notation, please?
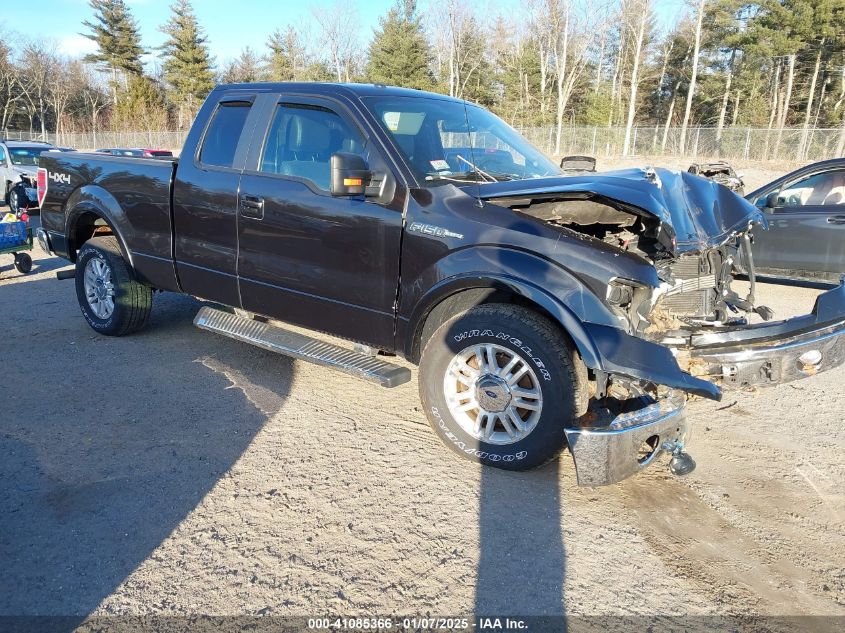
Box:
[420, 304, 588, 472]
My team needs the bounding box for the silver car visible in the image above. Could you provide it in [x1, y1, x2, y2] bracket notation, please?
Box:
[0, 139, 55, 213]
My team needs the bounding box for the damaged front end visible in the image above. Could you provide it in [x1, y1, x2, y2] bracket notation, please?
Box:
[482, 167, 845, 485]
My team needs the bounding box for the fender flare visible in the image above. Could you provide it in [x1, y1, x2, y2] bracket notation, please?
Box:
[405, 272, 603, 369]
[64, 184, 135, 269]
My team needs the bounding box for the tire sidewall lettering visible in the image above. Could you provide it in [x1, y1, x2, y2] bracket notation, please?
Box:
[452, 329, 552, 382]
[431, 405, 528, 462]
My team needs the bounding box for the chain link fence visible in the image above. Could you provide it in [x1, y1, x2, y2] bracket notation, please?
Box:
[4, 125, 844, 162]
[1, 129, 188, 152]
[519, 125, 845, 162]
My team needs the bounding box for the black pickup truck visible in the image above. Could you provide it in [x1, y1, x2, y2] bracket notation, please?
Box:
[36, 83, 845, 485]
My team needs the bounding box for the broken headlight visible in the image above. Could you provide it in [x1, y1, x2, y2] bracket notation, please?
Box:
[606, 278, 653, 333]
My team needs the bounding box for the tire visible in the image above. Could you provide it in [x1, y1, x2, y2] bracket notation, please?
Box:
[14, 252, 32, 274]
[75, 236, 152, 336]
[9, 188, 20, 215]
[419, 304, 588, 471]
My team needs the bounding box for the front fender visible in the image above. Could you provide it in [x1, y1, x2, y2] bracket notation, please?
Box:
[401, 246, 721, 400]
[401, 246, 623, 364]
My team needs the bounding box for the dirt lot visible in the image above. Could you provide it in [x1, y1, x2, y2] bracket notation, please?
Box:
[1, 213, 843, 629]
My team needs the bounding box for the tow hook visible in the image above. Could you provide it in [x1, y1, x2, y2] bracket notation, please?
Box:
[662, 440, 696, 476]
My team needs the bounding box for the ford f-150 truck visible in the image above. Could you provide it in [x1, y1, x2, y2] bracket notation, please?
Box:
[36, 83, 845, 485]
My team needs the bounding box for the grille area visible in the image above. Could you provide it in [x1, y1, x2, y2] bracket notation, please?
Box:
[661, 253, 721, 318]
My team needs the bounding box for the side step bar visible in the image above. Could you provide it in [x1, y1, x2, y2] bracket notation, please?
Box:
[194, 307, 412, 388]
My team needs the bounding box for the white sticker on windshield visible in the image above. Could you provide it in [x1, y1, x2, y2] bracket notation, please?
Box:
[429, 159, 450, 171]
[383, 111, 401, 132]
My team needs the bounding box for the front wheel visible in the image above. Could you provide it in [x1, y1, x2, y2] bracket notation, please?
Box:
[419, 304, 588, 471]
[8, 188, 20, 215]
[75, 236, 153, 336]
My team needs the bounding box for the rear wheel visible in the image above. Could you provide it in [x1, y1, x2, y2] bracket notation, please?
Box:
[419, 304, 588, 470]
[75, 236, 152, 336]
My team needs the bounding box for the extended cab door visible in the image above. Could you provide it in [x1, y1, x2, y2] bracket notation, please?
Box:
[236, 94, 404, 349]
[172, 92, 259, 306]
[749, 166, 845, 276]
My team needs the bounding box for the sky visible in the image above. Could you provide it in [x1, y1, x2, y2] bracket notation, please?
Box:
[1, 0, 687, 69]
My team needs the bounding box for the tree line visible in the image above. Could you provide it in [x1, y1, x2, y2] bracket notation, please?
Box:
[1, 0, 844, 155]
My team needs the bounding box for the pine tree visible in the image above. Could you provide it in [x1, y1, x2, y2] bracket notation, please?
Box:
[159, 0, 215, 126]
[81, 0, 145, 102]
[221, 47, 263, 84]
[266, 27, 308, 82]
[112, 75, 168, 132]
[366, 0, 433, 90]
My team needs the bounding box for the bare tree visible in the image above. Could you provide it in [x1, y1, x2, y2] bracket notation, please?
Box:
[622, 0, 652, 156]
[312, 1, 359, 82]
[679, 0, 705, 155]
[17, 42, 59, 138]
[0, 38, 23, 131]
[47, 57, 80, 144]
[542, 0, 592, 154]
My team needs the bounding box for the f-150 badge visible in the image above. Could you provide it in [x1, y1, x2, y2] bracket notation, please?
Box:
[408, 222, 463, 240]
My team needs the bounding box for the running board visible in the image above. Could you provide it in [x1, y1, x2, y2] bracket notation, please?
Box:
[193, 307, 412, 388]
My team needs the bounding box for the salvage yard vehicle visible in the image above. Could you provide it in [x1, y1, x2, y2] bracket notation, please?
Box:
[1, 139, 56, 214]
[744, 158, 845, 282]
[688, 161, 745, 195]
[35, 83, 845, 485]
[95, 147, 174, 158]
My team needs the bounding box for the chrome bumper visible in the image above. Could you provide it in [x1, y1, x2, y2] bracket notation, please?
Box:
[690, 281, 845, 389]
[694, 322, 845, 388]
[564, 394, 689, 486]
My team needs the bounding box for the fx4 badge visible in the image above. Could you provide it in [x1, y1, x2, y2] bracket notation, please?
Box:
[408, 222, 463, 240]
[48, 171, 71, 185]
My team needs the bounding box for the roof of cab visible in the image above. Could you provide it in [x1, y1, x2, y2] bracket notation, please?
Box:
[214, 81, 468, 104]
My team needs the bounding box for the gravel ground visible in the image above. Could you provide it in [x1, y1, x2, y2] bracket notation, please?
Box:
[1, 213, 843, 629]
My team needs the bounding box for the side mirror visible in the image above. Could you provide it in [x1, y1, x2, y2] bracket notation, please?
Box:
[330, 152, 372, 197]
[765, 191, 781, 209]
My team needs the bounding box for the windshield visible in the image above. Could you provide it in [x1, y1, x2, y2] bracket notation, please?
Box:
[8, 147, 47, 167]
[363, 96, 561, 185]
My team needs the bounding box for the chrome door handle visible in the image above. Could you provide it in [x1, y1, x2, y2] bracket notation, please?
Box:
[239, 194, 264, 219]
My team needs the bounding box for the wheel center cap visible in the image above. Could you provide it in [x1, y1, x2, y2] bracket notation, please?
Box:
[474, 375, 511, 413]
[95, 278, 107, 300]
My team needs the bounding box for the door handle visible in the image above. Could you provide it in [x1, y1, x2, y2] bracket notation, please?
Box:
[239, 194, 264, 219]
[827, 215, 845, 225]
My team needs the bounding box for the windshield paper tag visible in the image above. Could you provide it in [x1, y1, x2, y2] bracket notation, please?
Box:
[429, 159, 450, 171]
[383, 111, 400, 131]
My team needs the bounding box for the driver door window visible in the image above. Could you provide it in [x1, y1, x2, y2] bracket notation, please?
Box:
[773, 170, 845, 209]
[259, 103, 364, 191]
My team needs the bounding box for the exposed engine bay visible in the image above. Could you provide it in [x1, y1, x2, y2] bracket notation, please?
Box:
[505, 192, 773, 336]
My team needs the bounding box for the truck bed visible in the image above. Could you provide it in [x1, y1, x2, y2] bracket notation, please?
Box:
[39, 151, 179, 292]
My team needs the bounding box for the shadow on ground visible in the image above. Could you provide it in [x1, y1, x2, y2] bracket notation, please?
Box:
[0, 271, 295, 626]
[475, 460, 566, 626]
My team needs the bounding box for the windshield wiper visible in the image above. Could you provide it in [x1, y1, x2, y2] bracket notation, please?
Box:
[425, 170, 514, 183]
[455, 154, 496, 182]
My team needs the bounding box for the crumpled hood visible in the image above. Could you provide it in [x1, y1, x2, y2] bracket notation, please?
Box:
[478, 167, 766, 254]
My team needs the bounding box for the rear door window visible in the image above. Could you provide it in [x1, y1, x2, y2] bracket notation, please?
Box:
[200, 100, 253, 168]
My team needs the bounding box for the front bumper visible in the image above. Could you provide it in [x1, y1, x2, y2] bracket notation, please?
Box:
[691, 281, 845, 389]
[564, 393, 689, 486]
